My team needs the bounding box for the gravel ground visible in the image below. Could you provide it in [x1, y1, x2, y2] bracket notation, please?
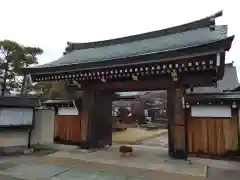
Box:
[138, 132, 168, 148]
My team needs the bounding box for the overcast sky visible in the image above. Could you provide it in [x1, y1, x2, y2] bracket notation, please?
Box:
[1, 0, 239, 76]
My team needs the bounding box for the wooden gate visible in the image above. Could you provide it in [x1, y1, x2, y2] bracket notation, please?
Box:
[54, 115, 81, 145]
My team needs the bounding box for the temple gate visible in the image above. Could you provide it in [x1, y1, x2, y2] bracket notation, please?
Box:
[20, 11, 234, 159]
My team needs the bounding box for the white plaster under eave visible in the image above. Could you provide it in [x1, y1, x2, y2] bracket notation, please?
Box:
[191, 105, 231, 118]
[57, 107, 79, 116]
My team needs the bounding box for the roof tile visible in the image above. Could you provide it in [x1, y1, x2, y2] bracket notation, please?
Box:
[32, 25, 227, 68]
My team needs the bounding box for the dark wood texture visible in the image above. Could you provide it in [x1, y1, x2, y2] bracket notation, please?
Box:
[81, 89, 113, 148]
[81, 90, 95, 142]
[167, 85, 187, 159]
[83, 74, 216, 92]
[91, 91, 113, 147]
[0, 96, 40, 107]
[186, 92, 240, 105]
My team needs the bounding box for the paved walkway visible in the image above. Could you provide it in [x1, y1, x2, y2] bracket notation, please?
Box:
[208, 167, 240, 180]
[0, 156, 240, 180]
[0, 148, 240, 179]
[0, 147, 206, 180]
[0, 157, 206, 180]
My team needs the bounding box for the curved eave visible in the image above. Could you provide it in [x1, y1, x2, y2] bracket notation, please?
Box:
[22, 36, 234, 76]
[186, 92, 240, 105]
[42, 100, 74, 107]
[65, 11, 222, 52]
[114, 96, 139, 101]
[0, 96, 40, 107]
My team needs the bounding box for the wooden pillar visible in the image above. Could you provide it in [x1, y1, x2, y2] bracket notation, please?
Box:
[81, 89, 94, 149]
[94, 90, 113, 147]
[167, 85, 188, 159]
[231, 108, 239, 150]
[81, 89, 113, 149]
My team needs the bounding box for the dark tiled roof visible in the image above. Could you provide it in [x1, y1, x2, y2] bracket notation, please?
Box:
[65, 11, 222, 52]
[193, 63, 239, 93]
[186, 92, 240, 104]
[117, 92, 139, 97]
[42, 99, 73, 106]
[31, 26, 227, 69]
[0, 96, 40, 107]
[232, 86, 240, 91]
[42, 98, 83, 109]
[24, 11, 229, 71]
[218, 64, 240, 91]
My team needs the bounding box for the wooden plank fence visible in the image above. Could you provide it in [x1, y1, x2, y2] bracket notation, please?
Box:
[188, 117, 239, 156]
[54, 115, 81, 144]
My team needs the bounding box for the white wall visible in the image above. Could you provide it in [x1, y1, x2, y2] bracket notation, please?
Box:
[31, 108, 55, 145]
[57, 107, 79, 115]
[0, 131, 29, 147]
[0, 108, 55, 148]
[191, 105, 232, 118]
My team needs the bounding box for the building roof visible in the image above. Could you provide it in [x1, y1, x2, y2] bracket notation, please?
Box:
[117, 92, 139, 97]
[42, 99, 74, 107]
[64, 11, 223, 53]
[22, 10, 233, 75]
[0, 96, 40, 107]
[192, 62, 239, 93]
[232, 86, 240, 92]
[185, 92, 240, 106]
[49, 26, 226, 68]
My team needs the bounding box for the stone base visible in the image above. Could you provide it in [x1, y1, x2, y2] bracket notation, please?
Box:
[23, 148, 34, 154]
[0, 145, 34, 156]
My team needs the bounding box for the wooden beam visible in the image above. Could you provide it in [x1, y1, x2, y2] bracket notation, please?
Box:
[32, 53, 219, 83]
[82, 73, 216, 92]
[83, 77, 172, 92]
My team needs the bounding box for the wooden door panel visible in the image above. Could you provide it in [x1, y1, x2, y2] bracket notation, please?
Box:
[55, 115, 81, 144]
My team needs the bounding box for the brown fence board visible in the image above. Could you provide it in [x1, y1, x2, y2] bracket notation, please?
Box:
[54, 115, 81, 143]
[188, 117, 239, 156]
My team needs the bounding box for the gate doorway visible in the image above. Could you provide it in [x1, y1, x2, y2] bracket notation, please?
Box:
[112, 90, 168, 150]
[111, 88, 188, 159]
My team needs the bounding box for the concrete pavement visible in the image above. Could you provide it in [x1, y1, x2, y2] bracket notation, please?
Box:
[0, 149, 240, 179]
[208, 167, 240, 180]
[0, 175, 23, 180]
[0, 157, 240, 180]
[0, 159, 205, 180]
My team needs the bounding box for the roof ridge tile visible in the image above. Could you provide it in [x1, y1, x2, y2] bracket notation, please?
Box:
[64, 11, 223, 53]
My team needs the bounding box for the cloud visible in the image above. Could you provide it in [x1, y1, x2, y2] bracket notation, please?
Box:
[0, 0, 239, 76]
